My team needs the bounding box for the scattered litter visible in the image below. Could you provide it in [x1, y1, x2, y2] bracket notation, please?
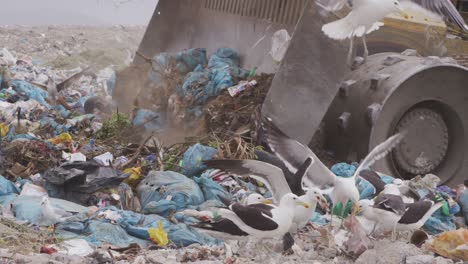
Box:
[19, 182, 48, 197]
[62, 151, 87, 162]
[227, 80, 257, 97]
[0, 25, 463, 264]
[426, 229, 468, 261]
[180, 144, 218, 177]
[148, 221, 169, 247]
[93, 152, 114, 166]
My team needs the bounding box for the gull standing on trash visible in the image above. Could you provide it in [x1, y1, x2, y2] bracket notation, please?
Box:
[394, 198, 444, 237]
[204, 158, 328, 254]
[216, 193, 308, 242]
[261, 116, 405, 216]
[204, 158, 328, 234]
[320, 0, 407, 65]
[358, 194, 406, 235]
[192, 193, 273, 241]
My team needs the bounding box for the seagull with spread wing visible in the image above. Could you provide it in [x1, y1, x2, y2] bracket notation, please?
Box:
[416, 0, 468, 33]
[319, 0, 468, 66]
[320, 0, 407, 66]
[261, 116, 405, 217]
[204, 158, 328, 234]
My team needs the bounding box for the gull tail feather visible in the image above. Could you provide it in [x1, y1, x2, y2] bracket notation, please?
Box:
[366, 22, 385, 35]
[420, 202, 444, 224]
[353, 132, 406, 178]
[322, 17, 355, 40]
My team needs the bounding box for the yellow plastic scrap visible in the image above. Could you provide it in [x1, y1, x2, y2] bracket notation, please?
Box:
[123, 167, 142, 187]
[426, 228, 468, 261]
[48, 133, 73, 145]
[148, 221, 169, 247]
[0, 123, 9, 137]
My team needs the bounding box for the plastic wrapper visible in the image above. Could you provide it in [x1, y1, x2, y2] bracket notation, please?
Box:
[43, 161, 127, 204]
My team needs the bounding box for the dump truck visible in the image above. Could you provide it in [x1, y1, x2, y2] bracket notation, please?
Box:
[114, 0, 468, 186]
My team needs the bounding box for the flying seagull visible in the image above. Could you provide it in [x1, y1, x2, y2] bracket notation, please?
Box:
[261, 116, 405, 216]
[320, 0, 407, 66]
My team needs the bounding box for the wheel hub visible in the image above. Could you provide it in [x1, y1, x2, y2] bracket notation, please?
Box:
[393, 108, 449, 175]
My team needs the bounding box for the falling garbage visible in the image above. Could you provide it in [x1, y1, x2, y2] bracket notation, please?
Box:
[1, 1, 468, 263]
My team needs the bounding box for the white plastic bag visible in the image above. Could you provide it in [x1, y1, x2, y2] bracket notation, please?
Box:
[270, 29, 291, 63]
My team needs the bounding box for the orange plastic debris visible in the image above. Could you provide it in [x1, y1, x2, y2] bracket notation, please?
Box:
[426, 229, 468, 261]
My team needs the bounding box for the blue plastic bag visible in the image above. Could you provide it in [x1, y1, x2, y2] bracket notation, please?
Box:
[357, 178, 376, 200]
[12, 195, 87, 225]
[380, 174, 395, 184]
[10, 80, 50, 108]
[424, 212, 456, 235]
[142, 199, 178, 216]
[0, 175, 20, 195]
[85, 220, 148, 247]
[175, 48, 208, 74]
[331, 163, 356, 178]
[137, 170, 205, 212]
[194, 171, 231, 202]
[181, 144, 218, 177]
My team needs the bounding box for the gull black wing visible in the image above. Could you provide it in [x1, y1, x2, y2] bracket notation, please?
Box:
[398, 200, 433, 224]
[192, 219, 248, 236]
[230, 203, 278, 231]
[374, 194, 406, 215]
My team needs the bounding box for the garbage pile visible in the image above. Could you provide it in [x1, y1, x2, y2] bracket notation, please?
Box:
[121, 47, 271, 144]
[0, 42, 467, 264]
[0, 44, 274, 261]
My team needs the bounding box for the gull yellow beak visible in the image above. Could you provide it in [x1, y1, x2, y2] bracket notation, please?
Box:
[261, 199, 273, 205]
[317, 195, 329, 212]
[351, 203, 360, 215]
[296, 201, 310, 209]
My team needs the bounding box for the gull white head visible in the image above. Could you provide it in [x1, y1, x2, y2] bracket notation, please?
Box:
[388, 0, 404, 13]
[280, 193, 310, 208]
[246, 193, 272, 205]
[358, 199, 374, 212]
[306, 187, 328, 210]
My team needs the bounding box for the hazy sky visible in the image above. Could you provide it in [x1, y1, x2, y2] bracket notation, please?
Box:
[0, 0, 158, 25]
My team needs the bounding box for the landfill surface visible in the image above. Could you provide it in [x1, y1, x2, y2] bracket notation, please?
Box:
[0, 26, 467, 264]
